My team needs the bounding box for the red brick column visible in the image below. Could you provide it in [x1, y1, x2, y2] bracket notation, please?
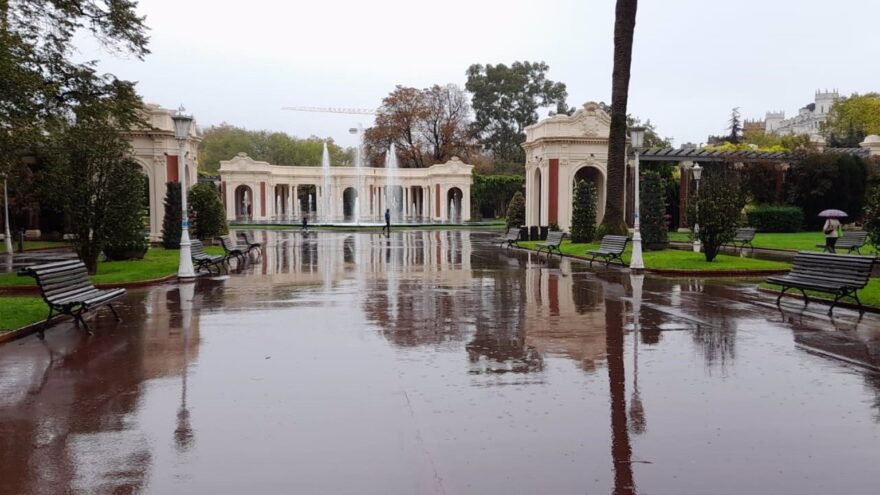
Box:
[548, 159, 559, 225]
[166, 155, 179, 182]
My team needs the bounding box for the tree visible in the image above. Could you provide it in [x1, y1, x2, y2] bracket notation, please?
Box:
[162, 182, 182, 249]
[627, 115, 672, 148]
[198, 125, 352, 173]
[364, 84, 474, 168]
[46, 117, 144, 273]
[823, 93, 880, 147]
[640, 171, 667, 249]
[0, 0, 148, 176]
[472, 174, 524, 219]
[601, 1, 639, 235]
[727, 107, 742, 144]
[570, 180, 598, 243]
[506, 191, 526, 229]
[103, 164, 148, 260]
[189, 183, 228, 240]
[688, 167, 745, 262]
[465, 61, 569, 165]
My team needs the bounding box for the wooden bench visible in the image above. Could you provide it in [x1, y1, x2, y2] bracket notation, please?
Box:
[191, 239, 228, 274]
[766, 251, 875, 315]
[725, 227, 756, 253]
[18, 259, 126, 337]
[586, 235, 630, 267]
[217, 234, 247, 262]
[495, 227, 521, 248]
[536, 231, 565, 258]
[817, 231, 868, 254]
[238, 231, 263, 255]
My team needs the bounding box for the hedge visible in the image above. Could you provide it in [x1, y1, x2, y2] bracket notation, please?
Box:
[746, 205, 804, 232]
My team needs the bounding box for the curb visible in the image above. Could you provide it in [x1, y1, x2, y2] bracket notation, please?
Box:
[757, 286, 880, 315]
[517, 247, 790, 277]
[0, 315, 69, 344]
[0, 273, 178, 295]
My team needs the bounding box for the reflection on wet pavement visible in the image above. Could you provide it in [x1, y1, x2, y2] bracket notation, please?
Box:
[1, 230, 879, 494]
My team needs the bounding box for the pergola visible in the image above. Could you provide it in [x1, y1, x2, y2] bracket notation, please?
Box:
[634, 147, 870, 230]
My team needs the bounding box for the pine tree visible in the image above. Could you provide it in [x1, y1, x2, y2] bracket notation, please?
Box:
[506, 191, 526, 229]
[570, 180, 598, 243]
[728, 107, 742, 144]
[640, 171, 668, 249]
[162, 182, 182, 249]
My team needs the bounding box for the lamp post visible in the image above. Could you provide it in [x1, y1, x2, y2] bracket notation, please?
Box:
[692, 163, 702, 253]
[2, 172, 12, 255]
[172, 106, 196, 279]
[629, 127, 646, 270]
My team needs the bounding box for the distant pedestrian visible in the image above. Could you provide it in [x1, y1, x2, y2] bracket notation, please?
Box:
[383, 208, 391, 236]
[823, 217, 841, 252]
[301, 214, 309, 233]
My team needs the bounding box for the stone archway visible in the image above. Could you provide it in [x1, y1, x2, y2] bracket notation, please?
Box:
[234, 185, 254, 220]
[447, 187, 463, 222]
[343, 187, 358, 221]
[572, 165, 606, 223]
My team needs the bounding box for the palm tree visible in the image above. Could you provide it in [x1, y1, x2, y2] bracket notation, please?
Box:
[602, 0, 639, 235]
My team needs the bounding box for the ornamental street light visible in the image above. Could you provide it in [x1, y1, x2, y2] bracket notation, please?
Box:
[172, 106, 196, 279]
[2, 172, 12, 254]
[629, 127, 646, 270]
[692, 163, 703, 253]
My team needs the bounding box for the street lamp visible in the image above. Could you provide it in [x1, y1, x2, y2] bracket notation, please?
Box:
[692, 163, 703, 253]
[629, 127, 646, 270]
[172, 106, 196, 279]
[1, 172, 12, 254]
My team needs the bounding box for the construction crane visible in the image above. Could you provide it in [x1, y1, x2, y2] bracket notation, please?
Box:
[281, 106, 376, 115]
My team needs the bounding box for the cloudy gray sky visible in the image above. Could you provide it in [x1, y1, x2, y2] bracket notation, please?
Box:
[76, 0, 880, 148]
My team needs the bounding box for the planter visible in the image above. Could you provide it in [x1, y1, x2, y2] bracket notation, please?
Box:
[539, 226, 549, 241]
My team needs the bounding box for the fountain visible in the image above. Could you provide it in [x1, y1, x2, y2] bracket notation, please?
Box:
[287, 192, 293, 221]
[275, 193, 281, 222]
[308, 194, 314, 221]
[353, 124, 363, 225]
[449, 198, 457, 224]
[385, 143, 400, 223]
[353, 197, 360, 225]
[321, 142, 331, 223]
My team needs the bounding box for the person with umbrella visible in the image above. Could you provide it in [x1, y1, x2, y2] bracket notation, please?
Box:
[819, 209, 846, 252]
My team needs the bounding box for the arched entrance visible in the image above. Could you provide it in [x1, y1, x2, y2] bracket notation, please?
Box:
[235, 185, 253, 220]
[573, 166, 606, 223]
[447, 187, 463, 223]
[343, 187, 358, 221]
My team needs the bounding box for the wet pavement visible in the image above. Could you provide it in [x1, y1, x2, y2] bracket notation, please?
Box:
[1, 230, 879, 494]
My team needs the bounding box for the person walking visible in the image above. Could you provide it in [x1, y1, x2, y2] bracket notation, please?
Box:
[823, 216, 841, 252]
[301, 213, 309, 233]
[383, 208, 391, 236]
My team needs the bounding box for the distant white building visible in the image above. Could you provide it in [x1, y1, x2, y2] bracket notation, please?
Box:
[764, 90, 839, 138]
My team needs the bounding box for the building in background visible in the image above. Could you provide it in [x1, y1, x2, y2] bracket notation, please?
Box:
[762, 90, 840, 139]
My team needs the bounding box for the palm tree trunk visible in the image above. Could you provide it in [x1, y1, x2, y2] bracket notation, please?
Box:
[602, 0, 639, 234]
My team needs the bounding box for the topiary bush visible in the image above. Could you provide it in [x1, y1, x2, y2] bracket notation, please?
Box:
[745, 205, 804, 232]
[189, 182, 228, 240]
[570, 180, 598, 243]
[640, 171, 668, 250]
[103, 162, 149, 260]
[162, 182, 182, 249]
[506, 191, 525, 229]
[687, 167, 746, 262]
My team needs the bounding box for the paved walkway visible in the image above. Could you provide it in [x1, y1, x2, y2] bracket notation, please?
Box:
[1, 230, 878, 494]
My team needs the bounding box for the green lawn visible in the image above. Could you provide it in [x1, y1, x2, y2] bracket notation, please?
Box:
[0, 296, 49, 331]
[0, 246, 224, 288]
[0, 240, 72, 251]
[517, 239, 789, 272]
[762, 278, 880, 311]
[668, 231, 875, 253]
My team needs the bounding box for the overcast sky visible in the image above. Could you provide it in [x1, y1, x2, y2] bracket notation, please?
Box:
[76, 0, 880, 148]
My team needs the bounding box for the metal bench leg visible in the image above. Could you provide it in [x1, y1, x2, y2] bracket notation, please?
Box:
[776, 286, 790, 305]
[108, 304, 122, 322]
[72, 308, 92, 335]
[39, 308, 54, 340]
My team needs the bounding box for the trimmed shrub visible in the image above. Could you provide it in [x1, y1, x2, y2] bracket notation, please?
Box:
[189, 183, 228, 240]
[745, 205, 803, 232]
[104, 162, 149, 260]
[640, 171, 668, 249]
[863, 184, 880, 251]
[570, 180, 598, 243]
[506, 191, 525, 229]
[161, 182, 182, 249]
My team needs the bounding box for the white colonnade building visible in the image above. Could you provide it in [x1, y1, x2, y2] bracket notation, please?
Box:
[218, 153, 474, 224]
